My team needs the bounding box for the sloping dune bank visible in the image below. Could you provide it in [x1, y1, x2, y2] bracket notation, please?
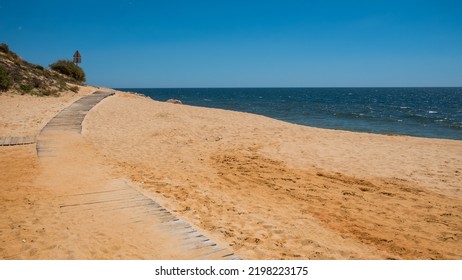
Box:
[83, 91, 462, 259]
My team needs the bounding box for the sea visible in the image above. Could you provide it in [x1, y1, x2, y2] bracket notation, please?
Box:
[117, 88, 462, 140]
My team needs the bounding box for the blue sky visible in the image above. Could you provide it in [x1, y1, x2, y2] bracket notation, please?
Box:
[1, 0, 461, 87]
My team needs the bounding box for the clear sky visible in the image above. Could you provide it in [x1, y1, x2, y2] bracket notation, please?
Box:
[1, 0, 461, 88]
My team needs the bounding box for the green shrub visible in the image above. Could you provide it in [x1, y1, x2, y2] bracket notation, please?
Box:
[69, 85, 79, 93]
[34, 65, 44, 71]
[0, 43, 9, 54]
[1, 43, 19, 60]
[32, 77, 43, 88]
[57, 78, 67, 89]
[41, 89, 59, 96]
[20, 84, 34, 93]
[0, 66, 12, 91]
[9, 51, 19, 60]
[49, 60, 86, 82]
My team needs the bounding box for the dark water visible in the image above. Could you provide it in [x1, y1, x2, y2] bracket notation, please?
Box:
[118, 88, 462, 140]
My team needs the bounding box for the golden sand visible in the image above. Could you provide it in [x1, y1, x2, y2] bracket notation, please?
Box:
[1, 88, 461, 259]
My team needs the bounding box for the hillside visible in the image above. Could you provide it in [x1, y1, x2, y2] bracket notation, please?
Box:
[0, 43, 82, 96]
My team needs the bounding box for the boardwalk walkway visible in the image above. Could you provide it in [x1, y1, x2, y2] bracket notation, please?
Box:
[35, 91, 238, 259]
[36, 91, 115, 157]
[0, 136, 35, 146]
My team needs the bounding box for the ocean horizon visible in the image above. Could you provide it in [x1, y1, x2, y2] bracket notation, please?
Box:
[117, 87, 462, 140]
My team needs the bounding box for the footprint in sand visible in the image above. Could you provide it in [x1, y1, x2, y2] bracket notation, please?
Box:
[300, 239, 314, 246]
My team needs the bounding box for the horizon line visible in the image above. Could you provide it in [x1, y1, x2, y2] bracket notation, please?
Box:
[113, 86, 462, 89]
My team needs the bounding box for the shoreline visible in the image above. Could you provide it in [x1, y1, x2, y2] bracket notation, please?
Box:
[1, 87, 461, 259]
[119, 87, 462, 142]
[3, 87, 460, 143]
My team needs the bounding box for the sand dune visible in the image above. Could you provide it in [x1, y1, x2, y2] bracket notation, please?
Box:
[84, 91, 462, 259]
[0, 86, 97, 136]
[1, 89, 461, 259]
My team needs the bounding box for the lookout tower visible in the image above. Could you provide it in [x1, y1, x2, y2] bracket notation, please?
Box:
[73, 50, 81, 64]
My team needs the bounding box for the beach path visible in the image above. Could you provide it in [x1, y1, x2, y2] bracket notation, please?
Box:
[11, 91, 238, 259]
[4, 89, 460, 260]
[0, 136, 36, 146]
[36, 91, 115, 156]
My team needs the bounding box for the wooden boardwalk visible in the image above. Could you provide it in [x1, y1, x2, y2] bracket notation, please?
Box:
[58, 180, 239, 260]
[40, 91, 115, 134]
[0, 136, 36, 146]
[35, 91, 239, 259]
[36, 91, 114, 157]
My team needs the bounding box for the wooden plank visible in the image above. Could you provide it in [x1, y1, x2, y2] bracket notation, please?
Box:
[182, 232, 207, 240]
[222, 254, 240, 260]
[194, 248, 228, 259]
[59, 197, 152, 208]
[184, 240, 216, 250]
[159, 217, 179, 223]
[22, 136, 30, 144]
[65, 188, 129, 197]
[171, 227, 196, 235]
[60, 195, 145, 206]
[3, 137, 11, 145]
[182, 237, 212, 248]
[26, 136, 36, 144]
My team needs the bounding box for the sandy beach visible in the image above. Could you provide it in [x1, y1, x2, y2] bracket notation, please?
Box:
[1, 88, 461, 259]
